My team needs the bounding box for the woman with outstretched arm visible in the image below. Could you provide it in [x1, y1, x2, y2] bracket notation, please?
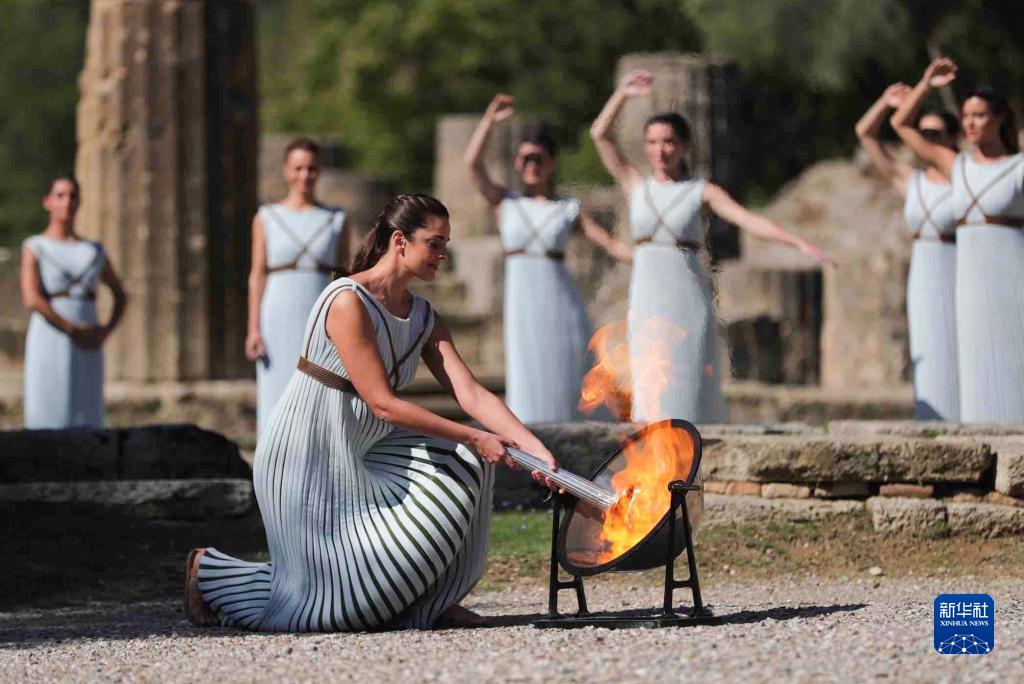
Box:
[591, 69, 834, 424]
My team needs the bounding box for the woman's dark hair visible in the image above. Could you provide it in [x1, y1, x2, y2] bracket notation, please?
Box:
[350, 194, 449, 273]
[520, 124, 557, 157]
[283, 137, 321, 161]
[964, 86, 1019, 153]
[46, 174, 80, 197]
[644, 112, 692, 143]
[920, 110, 960, 138]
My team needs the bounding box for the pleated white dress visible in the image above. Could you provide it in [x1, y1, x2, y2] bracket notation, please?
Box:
[951, 153, 1024, 423]
[627, 177, 728, 424]
[199, 278, 493, 631]
[499, 193, 592, 423]
[903, 171, 959, 420]
[257, 204, 345, 434]
[22, 235, 106, 429]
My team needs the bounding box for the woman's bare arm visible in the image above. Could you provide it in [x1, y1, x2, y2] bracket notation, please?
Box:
[703, 183, 836, 266]
[98, 259, 127, 340]
[463, 94, 512, 207]
[855, 84, 915, 193]
[891, 58, 959, 177]
[420, 315, 555, 465]
[19, 246, 76, 334]
[245, 213, 268, 360]
[327, 292, 558, 482]
[589, 70, 648, 196]
[577, 207, 632, 263]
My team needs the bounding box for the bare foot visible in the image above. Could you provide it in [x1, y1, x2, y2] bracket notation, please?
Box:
[435, 604, 489, 629]
[184, 548, 216, 627]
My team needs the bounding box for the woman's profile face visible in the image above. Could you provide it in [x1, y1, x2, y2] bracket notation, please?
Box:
[399, 214, 450, 282]
[43, 180, 80, 224]
[961, 97, 1003, 147]
[514, 142, 556, 188]
[283, 149, 320, 196]
[644, 123, 688, 176]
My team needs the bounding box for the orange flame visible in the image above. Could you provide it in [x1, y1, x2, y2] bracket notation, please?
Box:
[578, 321, 632, 420]
[577, 316, 693, 562]
[599, 427, 694, 562]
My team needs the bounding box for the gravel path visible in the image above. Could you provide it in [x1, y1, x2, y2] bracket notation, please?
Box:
[2, 576, 1021, 683]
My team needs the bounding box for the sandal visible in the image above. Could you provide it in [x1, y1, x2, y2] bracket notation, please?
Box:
[184, 547, 216, 627]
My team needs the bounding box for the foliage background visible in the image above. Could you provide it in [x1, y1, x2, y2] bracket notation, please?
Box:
[2, 0, 1021, 246]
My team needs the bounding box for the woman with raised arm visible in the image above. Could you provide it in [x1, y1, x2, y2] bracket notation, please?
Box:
[591, 70, 834, 424]
[185, 194, 560, 632]
[892, 57, 1024, 423]
[464, 94, 632, 423]
[246, 138, 351, 435]
[20, 176, 127, 428]
[856, 83, 961, 420]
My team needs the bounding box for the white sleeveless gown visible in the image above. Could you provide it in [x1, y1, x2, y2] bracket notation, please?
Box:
[257, 204, 345, 434]
[951, 153, 1024, 423]
[22, 235, 107, 428]
[627, 177, 728, 424]
[199, 278, 493, 631]
[903, 170, 959, 420]
[499, 193, 592, 423]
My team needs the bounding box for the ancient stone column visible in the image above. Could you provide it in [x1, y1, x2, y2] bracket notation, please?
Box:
[614, 53, 742, 259]
[433, 113, 537, 240]
[75, 0, 257, 381]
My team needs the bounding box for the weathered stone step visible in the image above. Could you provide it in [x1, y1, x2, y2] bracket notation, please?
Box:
[0, 478, 253, 518]
[702, 435, 992, 484]
[0, 424, 250, 483]
[867, 496, 1024, 538]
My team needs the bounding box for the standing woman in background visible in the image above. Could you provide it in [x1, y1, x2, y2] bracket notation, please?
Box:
[464, 94, 632, 424]
[856, 82, 961, 421]
[246, 138, 350, 434]
[19, 176, 127, 428]
[591, 70, 834, 424]
[892, 58, 1024, 424]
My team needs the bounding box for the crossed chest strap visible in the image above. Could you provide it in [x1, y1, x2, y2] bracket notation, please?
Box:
[264, 206, 339, 274]
[36, 243, 103, 300]
[954, 156, 1024, 229]
[634, 178, 703, 252]
[297, 284, 434, 398]
[503, 197, 568, 260]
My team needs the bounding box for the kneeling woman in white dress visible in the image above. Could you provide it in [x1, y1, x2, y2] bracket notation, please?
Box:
[855, 83, 960, 420]
[892, 58, 1024, 424]
[465, 94, 632, 424]
[19, 176, 127, 429]
[245, 138, 350, 435]
[186, 194, 560, 631]
[591, 70, 834, 424]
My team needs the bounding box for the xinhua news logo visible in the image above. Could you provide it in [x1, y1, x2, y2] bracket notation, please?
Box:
[934, 594, 994, 655]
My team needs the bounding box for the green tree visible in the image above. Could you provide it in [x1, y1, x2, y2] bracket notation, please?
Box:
[0, 0, 88, 247]
[263, 0, 702, 188]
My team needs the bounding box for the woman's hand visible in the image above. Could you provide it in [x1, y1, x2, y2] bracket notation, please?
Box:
[485, 94, 515, 124]
[467, 429, 517, 467]
[882, 82, 911, 108]
[69, 325, 106, 349]
[796, 238, 838, 267]
[245, 330, 267, 361]
[618, 69, 652, 98]
[924, 57, 957, 88]
[524, 443, 562, 493]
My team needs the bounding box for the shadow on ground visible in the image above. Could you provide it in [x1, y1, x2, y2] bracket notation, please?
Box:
[0, 504, 268, 611]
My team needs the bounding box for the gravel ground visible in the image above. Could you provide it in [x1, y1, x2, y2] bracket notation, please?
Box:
[2, 576, 1021, 683]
